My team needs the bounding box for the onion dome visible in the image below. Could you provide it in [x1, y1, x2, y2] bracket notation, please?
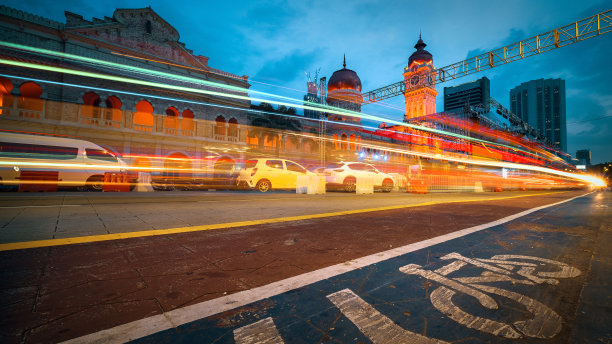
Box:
[327, 55, 362, 93]
[408, 34, 433, 66]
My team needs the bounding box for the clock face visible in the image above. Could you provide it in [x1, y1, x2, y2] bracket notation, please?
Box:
[410, 75, 420, 86]
[426, 74, 433, 85]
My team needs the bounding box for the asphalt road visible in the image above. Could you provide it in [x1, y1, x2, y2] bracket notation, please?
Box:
[0, 190, 610, 343]
[0, 190, 583, 244]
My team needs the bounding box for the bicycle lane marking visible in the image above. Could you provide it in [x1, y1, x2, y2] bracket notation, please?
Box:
[61, 191, 594, 344]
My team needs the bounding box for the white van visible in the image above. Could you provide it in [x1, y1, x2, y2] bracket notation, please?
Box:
[0, 132, 127, 191]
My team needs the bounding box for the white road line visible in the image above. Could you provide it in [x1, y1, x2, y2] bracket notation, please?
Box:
[60, 192, 592, 344]
[327, 289, 448, 344]
[0, 204, 81, 209]
[233, 317, 285, 344]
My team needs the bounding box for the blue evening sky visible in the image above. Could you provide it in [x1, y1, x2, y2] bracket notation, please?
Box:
[5, 0, 612, 163]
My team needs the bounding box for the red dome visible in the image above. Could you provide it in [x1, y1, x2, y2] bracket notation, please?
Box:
[327, 56, 362, 93]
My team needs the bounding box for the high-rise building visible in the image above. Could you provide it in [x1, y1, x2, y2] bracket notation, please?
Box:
[510, 79, 567, 152]
[444, 77, 490, 113]
[576, 149, 591, 167]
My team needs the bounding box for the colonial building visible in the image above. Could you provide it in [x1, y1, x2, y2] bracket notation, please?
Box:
[0, 5, 252, 185]
[403, 36, 437, 121]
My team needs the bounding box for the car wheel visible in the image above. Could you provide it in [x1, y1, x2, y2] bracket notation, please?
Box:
[382, 178, 393, 193]
[343, 177, 356, 192]
[86, 175, 104, 192]
[256, 179, 272, 193]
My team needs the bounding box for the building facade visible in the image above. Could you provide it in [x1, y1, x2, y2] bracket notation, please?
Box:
[444, 77, 490, 114]
[510, 79, 567, 152]
[0, 5, 254, 183]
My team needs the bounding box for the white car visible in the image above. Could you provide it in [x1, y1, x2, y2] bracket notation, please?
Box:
[324, 162, 394, 192]
[237, 158, 314, 192]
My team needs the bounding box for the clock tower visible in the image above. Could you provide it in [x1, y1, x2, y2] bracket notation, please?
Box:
[403, 35, 437, 121]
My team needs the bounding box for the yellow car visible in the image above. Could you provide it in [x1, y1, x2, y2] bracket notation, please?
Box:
[236, 158, 313, 192]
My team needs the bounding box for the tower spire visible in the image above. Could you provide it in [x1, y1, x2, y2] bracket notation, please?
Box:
[343, 54, 346, 68]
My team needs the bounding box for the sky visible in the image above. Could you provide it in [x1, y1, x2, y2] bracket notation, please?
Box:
[5, 0, 612, 163]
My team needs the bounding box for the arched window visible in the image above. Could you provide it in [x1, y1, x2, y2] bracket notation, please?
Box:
[215, 115, 226, 137]
[341, 133, 348, 151]
[181, 109, 194, 119]
[349, 134, 356, 151]
[0, 77, 14, 114]
[134, 100, 154, 131]
[164, 107, 179, 132]
[333, 134, 339, 150]
[181, 109, 194, 133]
[227, 117, 238, 138]
[20, 81, 42, 99]
[104, 96, 122, 123]
[82, 92, 101, 117]
[145, 20, 152, 34]
[165, 107, 179, 117]
[18, 82, 43, 113]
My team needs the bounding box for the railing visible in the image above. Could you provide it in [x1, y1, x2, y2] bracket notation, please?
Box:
[0, 97, 242, 143]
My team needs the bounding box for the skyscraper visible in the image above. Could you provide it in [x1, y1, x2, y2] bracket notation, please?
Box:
[510, 79, 567, 152]
[576, 149, 591, 167]
[443, 77, 490, 114]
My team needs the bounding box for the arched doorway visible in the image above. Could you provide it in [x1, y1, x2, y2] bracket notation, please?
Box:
[161, 152, 192, 190]
[134, 100, 154, 131]
[132, 157, 152, 172]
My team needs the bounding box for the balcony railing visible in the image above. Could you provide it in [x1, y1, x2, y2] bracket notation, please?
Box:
[0, 96, 243, 144]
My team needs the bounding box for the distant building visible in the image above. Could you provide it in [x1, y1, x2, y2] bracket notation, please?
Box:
[510, 79, 567, 152]
[303, 79, 322, 119]
[576, 149, 591, 167]
[444, 77, 490, 114]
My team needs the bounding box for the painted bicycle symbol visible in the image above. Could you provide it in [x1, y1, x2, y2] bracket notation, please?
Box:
[400, 252, 582, 339]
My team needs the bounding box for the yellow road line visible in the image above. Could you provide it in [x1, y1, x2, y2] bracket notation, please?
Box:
[0, 191, 569, 252]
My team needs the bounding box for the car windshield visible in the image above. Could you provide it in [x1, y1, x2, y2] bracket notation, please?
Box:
[326, 163, 343, 169]
[348, 163, 367, 171]
[286, 161, 306, 173]
[266, 160, 284, 169]
[86, 148, 118, 162]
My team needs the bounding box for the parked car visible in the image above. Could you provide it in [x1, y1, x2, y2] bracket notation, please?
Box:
[236, 158, 314, 192]
[324, 162, 394, 192]
[0, 131, 129, 191]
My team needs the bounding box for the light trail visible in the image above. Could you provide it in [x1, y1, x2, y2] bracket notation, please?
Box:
[0, 71, 567, 180]
[0, 61, 555, 161]
[0, 41, 553, 160]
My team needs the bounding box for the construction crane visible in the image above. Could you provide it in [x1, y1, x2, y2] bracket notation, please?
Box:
[362, 9, 612, 104]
